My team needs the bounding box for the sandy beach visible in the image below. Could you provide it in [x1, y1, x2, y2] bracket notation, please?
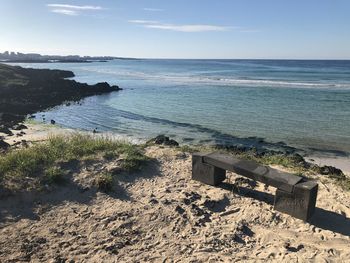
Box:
[2, 1, 350, 262]
[1, 123, 350, 262]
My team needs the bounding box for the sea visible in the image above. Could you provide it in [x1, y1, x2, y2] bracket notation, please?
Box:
[11, 59, 350, 157]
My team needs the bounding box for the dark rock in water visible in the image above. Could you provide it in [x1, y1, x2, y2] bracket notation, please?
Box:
[289, 153, 306, 165]
[12, 124, 28, 130]
[164, 139, 179, 147]
[93, 82, 122, 91]
[0, 139, 10, 151]
[154, 135, 169, 144]
[0, 126, 13, 136]
[50, 119, 56, 125]
[320, 165, 344, 177]
[152, 135, 179, 147]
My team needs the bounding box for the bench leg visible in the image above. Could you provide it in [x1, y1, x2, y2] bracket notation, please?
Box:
[192, 153, 226, 186]
[274, 181, 318, 221]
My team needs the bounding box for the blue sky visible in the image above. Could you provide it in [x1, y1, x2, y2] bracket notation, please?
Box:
[1, 0, 349, 59]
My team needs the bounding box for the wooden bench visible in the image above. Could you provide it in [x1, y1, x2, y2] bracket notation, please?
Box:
[192, 152, 318, 221]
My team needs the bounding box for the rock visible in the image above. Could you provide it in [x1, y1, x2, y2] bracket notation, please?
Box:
[93, 82, 121, 91]
[0, 126, 13, 136]
[12, 124, 28, 130]
[289, 153, 306, 165]
[320, 165, 344, 177]
[0, 140, 10, 151]
[50, 119, 56, 125]
[164, 139, 179, 147]
[152, 135, 179, 147]
[154, 135, 169, 144]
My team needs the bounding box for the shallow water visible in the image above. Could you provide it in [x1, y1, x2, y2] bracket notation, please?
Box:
[11, 59, 350, 156]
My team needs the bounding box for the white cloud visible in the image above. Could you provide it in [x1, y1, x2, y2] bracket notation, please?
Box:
[146, 24, 228, 32]
[128, 20, 159, 24]
[128, 20, 229, 32]
[143, 8, 163, 12]
[51, 9, 78, 16]
[47, 4, 103, 10]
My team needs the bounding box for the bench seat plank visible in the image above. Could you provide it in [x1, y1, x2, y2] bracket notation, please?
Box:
[203, 152, 303, 192]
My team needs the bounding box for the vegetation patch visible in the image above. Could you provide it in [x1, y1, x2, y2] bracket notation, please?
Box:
[95, 173, 114, 192]
[43, 167, 66, 185]
[0, 133, 149, 193]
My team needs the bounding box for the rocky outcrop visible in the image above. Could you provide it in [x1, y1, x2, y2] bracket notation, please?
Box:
[150, 135, 179, 147]
[319, 165, 344, 177]
[0, 139, 10, 151]
[0, 63, 121, 129]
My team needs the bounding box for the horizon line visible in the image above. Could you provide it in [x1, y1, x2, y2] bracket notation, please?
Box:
[1, 50, 350, 61]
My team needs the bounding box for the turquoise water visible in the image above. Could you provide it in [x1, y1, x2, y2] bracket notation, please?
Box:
[12, 59, 350, 156]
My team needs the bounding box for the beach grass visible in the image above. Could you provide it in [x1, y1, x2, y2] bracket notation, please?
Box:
[0, 133, 149, 192]
[94, 172, 114, 192]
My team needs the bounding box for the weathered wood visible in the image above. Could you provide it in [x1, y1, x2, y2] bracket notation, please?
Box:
[203, 152, 303, 192]
[192, 153, 226, 186]
[192, 152, 318, 221]
[274, 180, 318, 221]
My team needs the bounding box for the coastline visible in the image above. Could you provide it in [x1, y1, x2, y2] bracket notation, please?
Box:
[1, 121, 349, 175]
[0, 63, 348, 175]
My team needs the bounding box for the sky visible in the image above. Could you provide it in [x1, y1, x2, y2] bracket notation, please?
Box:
[1, 0, 350, 59]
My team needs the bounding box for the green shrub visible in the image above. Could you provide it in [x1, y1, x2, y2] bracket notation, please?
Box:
[95, 173, 113, 192]
[43, 167, 65, 184]
[103, 151, 118, 160]
[119, 146, 149, 172]
[179, 145, 198, 153]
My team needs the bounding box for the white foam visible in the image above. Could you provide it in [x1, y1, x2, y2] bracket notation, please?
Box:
[79, 67, 350, 89]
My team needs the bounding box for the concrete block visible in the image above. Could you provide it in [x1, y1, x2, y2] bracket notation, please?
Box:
[274, 180, 318, 221]
[192, 153, 226, 186]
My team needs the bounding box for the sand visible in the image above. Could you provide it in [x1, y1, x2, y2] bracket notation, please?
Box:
[1, 124, 350, 262]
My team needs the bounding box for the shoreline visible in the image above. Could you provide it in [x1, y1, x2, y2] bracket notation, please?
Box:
[2, 122, 349, 175]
